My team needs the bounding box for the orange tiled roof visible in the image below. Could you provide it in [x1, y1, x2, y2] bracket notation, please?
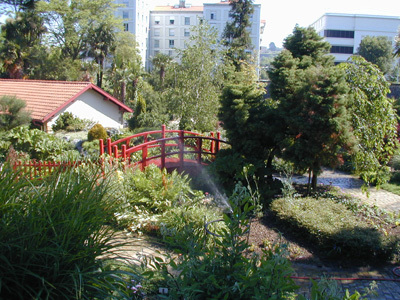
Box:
[0, 79, 132, 123]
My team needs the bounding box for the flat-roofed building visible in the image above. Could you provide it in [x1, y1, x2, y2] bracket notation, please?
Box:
[114, 0, 150, 66]
[310, 13, 400, 63]
[149, 1, 203, 65]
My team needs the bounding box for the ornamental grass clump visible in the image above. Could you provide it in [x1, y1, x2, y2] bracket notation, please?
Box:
[0, 165, 138, 299]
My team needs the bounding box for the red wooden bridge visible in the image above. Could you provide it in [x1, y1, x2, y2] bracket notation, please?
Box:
[99, 125, 228, 173]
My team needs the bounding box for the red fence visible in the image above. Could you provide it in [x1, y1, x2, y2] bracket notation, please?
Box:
[11, 126, 228, 179]
[99, 124, 228, 170]
[12, 160, 81, 180]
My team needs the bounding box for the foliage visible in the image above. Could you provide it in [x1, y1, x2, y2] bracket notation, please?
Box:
[159, 201, 225, 249]
[37, 0, 121, 61]
[105, 31, 143, 105]
[144, 188, 298, 299]
[0, 95, 31, 130]
[298, 278, 377, 300]
[151, 52, 172, 89]
[85, 22, 116, 88]
[165, 21, 226, 131]
[340, 55, 398, 187]
[0, 126, 77, 161]
[111, 165, 204, 233]
[0, 7, 46, 78]
[218, 78, 279, 179]
[52, 111, 94, 132]
[357, 35, 395, 75]
[268, 26, 352, 191]
[270, 195, 399, 262]
[222, 0, 254, 68]
[87, 123, 108, 141]
[81, 139, 100, 158]
[0, 165, 139, 299]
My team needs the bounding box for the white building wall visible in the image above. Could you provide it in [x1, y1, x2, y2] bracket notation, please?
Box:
[311, 13, 400, 63]
[149, 6, 203, 65]
[203, 2, 261, 60]
[114, 0, 150, 67]
[48, 90, 125, 130]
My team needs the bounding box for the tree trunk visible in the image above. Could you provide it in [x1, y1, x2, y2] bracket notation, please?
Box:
[121, 81, 126, 104]
[311, 172, 318, 190]
[96, 58, 104, 88]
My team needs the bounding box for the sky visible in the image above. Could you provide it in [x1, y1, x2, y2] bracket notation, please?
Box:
[152, 0, 400, 48]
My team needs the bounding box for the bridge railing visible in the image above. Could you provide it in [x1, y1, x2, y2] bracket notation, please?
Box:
[99, 125, 228, 170]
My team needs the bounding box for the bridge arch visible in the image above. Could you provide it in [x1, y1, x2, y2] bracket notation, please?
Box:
[99, 125, 228, 174]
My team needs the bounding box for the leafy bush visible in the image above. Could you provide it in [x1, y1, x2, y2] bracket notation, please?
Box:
[270, 196, 399, 262]
[111, 165, 204, 233]
[389, 152, 400, 171]
[0, 126, 78, 161]
[82, 139, 100, 158]
[159, 202, 225, 249]
[0, 95, 31, 131]
[145, 190, 299, 299]
[0, 165, 138, 299]
[88, 123, 108, 141]
[52, 112, 94, 132]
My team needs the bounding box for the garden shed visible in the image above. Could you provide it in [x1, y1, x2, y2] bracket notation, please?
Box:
[0, 79, 133, 132]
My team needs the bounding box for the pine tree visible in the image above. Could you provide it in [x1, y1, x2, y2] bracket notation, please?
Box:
[222, 0, 254, 69]
[269, 26, 352, 191]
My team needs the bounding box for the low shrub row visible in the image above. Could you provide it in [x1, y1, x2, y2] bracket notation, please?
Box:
[270, 196, 399, 262]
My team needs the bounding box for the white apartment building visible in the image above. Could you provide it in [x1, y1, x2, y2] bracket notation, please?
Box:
[203, 0, 261, 60]
[149, 1, 203, 63]
[311, 13, 400, 63]
[114, 0, 150, 65]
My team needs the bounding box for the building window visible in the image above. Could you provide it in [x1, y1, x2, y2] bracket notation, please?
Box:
[185, 17, 190, 25]
[154, 28, 160, 36]
[154, 40, 159, 48]
[210, 13, 215, 20]
[122, 0, 129, 5]
[184, 29, 190, 37]
[154, 50, 160, 56]
[155, 16, 160, 25]
[324, 30, 355, 38]
[123, 23, 129, 31]
[168, 50, 173, 56]
[169, 28, 175, 36]
[169, 17, 175, 25]
[169, 40, 174, 48]
[330, 46, 354, 54]
[122, 11, 129, 19]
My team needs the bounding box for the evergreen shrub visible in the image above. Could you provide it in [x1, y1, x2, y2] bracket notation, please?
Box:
[88, 123, 108, 141]
[270, 196, 399, 262]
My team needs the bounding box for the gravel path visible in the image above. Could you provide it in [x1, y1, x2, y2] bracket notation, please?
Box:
[291, 168, 400, 213]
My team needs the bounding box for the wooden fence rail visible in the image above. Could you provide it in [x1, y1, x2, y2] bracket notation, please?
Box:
[12, 160, 82, 180]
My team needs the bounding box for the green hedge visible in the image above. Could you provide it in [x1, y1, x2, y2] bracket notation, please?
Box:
[270, 197, 399, 262]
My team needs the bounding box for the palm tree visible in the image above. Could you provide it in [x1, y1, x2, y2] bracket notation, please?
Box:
[152, 53, 172, 88]
[85, 23, 115, 88]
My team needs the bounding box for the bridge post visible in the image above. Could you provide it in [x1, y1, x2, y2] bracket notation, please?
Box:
[122, 144, 127, 170]
[99, 139, 104, 156]
[107, 138, 112, 155]
[216, 131, 221, 152]
[210, 132, 215, 153]
[197, 137, 202, 164]
[179, 130, 184, 170]
[161, 124, 166, 169]
[142, 135, 148, 170]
